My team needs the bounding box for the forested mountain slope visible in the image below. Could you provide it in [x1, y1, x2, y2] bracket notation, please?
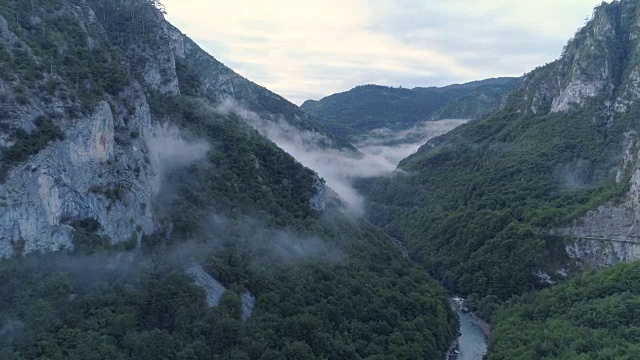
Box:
[0, 0, 354, 256]
[364, 0, 640, 315]
[488, 261, 640, 359]
[301, 77, 521, 139]
[0, 0, 456, 358]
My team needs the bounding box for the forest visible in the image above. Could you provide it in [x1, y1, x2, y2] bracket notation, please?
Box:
[0, 0, 458, 359]
[363, 78, 639, 319]
[488, 261, 640, 359]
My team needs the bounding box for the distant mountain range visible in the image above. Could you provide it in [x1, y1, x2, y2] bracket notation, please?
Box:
[301, 77, 522, 139]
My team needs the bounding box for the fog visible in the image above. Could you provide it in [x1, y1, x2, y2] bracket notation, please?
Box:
[355, 119, 469, 172]
[217, 100, 467, 213]
[146, 122, 211, 173]
[17, 210, 342, 296]
[203, 214, 344, 266]
[142, 110, 341, 268]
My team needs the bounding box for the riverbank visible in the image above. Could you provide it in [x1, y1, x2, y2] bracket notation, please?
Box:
[450, 297, 492, 339]
[467, 312, 491, 340]
[448, 297, 489, 360]
[444, 337, 460, 360]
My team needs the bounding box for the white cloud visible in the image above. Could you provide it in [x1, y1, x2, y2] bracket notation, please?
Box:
[162, 0, 605, 104]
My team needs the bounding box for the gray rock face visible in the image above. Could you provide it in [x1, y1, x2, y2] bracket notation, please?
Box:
[565, 238, 640, 267]
[551, 79, 604, 113]
[517, 2, 640, 116]
[0, 92, 157, 257]
[241, 292, 256, 322]
[0, 79, 213, 257]
[0, 2, 330, 258]
[187, 264, 255, 321]
[0, 5, 161, 257]
[187, 264, 227, 307]
[310, 175, 326, 212]
[557, 134, 640, 267]
[549, 7, 616, 113]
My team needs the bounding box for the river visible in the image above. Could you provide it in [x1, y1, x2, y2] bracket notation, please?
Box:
[386, 238, 488, 359]
[454, 307, 488, 359]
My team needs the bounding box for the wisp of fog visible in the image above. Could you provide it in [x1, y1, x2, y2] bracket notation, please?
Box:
[216, 100, 467, 214]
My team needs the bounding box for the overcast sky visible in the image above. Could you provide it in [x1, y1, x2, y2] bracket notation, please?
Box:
[162, 0, 603, 105]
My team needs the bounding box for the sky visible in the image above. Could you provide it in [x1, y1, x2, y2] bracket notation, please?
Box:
[162, 0, 604, 105]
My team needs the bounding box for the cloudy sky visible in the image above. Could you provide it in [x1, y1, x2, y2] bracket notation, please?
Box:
[162, 0, 603, 105]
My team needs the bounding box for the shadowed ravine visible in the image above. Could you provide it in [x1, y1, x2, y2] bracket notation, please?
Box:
[390, 236, 487, 359]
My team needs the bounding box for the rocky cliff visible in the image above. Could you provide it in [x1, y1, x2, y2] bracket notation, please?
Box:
[558, 131, 640, 267]
[0, 0, 327, 257]
[516, 0, 640, 117]
[544, 0, 640, 266]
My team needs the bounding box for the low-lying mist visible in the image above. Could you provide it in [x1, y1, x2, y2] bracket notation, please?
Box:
[18, 210, 342, 294]
[354, 119, 469, 172]
[217, 101, 467, 213]
[146, 122, 211, 173]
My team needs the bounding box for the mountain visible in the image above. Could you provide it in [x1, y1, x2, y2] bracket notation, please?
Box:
[364, 0, 640, 318]
[301, 77, 521, 139]
[0, 0, 355, 256]
[0, 0, 457, 358]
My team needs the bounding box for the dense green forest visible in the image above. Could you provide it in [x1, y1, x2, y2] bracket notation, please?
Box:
[488, 261, 640, 359]
[364, 99, 636, 318]
[0, 0, 459, 359]
[0, 214, 458, 360]
[301, 78, 520, 139]
[363, 36, 640, 320]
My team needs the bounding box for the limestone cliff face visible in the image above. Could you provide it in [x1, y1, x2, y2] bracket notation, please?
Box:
[499, 0, 640, 268]
[0, 0, 327, 257]
[0, 90, 157, 257]
[558, 133, 640, 267]
[516, 1, 640, 117]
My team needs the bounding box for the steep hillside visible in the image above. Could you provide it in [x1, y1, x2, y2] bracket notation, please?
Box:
[488, 261, 640, 359]
[0, 0, 356, 255]
[301, 77, 520, 139]
[364, 0, 640, 314]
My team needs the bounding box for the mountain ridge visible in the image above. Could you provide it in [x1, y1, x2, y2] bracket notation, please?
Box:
[301, 77, 522, 139]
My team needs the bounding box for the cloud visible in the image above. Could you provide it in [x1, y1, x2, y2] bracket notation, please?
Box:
[355, 119, 469, 168]
[217, 101, 464, 213]
[162, 0, 603, 104]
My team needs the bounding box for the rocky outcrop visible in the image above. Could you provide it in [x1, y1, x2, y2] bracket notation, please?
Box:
[0, 88, 157, 257]
[69, 102, 115, 164]
[517, 1, 640, 116]
[187, 264, 255, 321]
[514, 1, 640, 268]
[187, 264, 227, 307]
[565, 237, 640, 267]
[557, 132, 640, 267]
[309, 175, 326, 212]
